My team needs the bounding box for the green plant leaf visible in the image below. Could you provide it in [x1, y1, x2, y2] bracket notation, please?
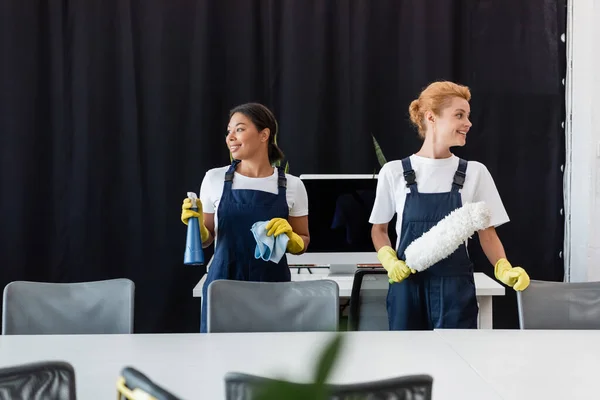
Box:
[371, 134, 387, 167]
[255, 380, 320, 400]
[252, 334, 346, 400]
[272, 159, 290, 174]
[313, 334, 344, 386]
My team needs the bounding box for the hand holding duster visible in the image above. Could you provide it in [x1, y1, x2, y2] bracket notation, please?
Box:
[388, 202, 491, 283]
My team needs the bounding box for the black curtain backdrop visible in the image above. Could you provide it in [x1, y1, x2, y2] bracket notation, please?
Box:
[0, 0, 566, 332]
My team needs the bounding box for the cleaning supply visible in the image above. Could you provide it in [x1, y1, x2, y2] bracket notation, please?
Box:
[265, 217, 305, 254]
[251, 221, 289, 263]
[181, 197, 210, 242]
[389, 201, 491, 283]
[183, 192, 205, 266]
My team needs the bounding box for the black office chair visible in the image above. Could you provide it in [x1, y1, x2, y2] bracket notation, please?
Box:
[0, 361, 76, 400]
[224, 371, 433, 400]
[117, 367, 182, 400]
[347, 268, 390, 331]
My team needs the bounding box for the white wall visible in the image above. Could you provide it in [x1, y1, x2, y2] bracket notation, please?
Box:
[565, 0, 600, 282]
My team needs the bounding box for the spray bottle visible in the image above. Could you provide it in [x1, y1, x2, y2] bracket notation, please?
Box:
[183, 192, 205, 265]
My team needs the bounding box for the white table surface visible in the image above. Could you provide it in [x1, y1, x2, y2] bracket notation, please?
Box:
[436, 329, 600, 399]
[0, 331, 501, 400]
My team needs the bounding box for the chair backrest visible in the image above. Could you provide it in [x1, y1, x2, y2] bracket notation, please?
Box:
[517, 279, 600, 329]
[117, 366, 181, 400]
[0, 361, 76, 400]
[224, 372, 433, 400]
[347, 268, 389, 331]
[2, 278, 135, 335]
[207, 279, 339, 333]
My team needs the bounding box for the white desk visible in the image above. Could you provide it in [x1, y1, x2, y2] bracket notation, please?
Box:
[192, 252, 505, 329]
[435, 329, 600, 400]
[0, 332, 501, 399]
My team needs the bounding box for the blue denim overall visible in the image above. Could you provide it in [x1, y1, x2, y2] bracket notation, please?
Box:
[387, 157, 479, 330]
[200, 160, 291, 332]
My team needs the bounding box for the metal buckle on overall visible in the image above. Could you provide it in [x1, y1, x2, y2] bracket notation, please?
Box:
[404, 170, 416, 187]
[453, 171, 466, 188]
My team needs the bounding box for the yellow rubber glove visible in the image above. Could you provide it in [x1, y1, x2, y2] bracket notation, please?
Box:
[181, 198, 210, 243]
[377, 246, 416, 283]
[265, 218, 304, 254]
[494, 258, 530, 291]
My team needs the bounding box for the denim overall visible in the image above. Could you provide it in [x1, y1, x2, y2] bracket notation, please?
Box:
[200, 160, 291, 333]
[387, 157, 479, 330]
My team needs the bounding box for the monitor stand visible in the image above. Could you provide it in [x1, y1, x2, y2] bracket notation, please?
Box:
[328, 264, 357, 276]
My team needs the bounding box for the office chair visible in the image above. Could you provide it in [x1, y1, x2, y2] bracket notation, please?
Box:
[347, 268, 390, 331]
[207, 279, 339, 333]
[2, 278, 135, 335]
[117, 366, 181, 400]
[224, 371, 433, 400]
[0, 361, 76, 400]
[517, 279, 600, 329]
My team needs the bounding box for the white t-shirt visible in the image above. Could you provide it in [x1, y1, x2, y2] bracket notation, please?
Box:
[369, 154, 509, 250]
[199, 166, 309, 239]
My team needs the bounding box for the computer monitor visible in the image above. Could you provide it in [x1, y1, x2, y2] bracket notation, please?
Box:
[300, 174, 398, 253]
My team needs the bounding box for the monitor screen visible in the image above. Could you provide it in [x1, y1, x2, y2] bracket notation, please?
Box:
[301, 175, 398, 253]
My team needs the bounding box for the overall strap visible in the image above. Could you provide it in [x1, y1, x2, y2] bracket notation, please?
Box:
[224, 159, 241, 187]
[402, 157, 418, 194]
[451, 158, 468, 192]
[276, 166, 287, 193]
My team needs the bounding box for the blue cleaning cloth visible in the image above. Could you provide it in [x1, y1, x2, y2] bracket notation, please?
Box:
[250, 221, 289, 263]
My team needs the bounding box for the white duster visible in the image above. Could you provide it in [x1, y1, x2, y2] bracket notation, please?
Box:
[404, 201, 491, 272]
